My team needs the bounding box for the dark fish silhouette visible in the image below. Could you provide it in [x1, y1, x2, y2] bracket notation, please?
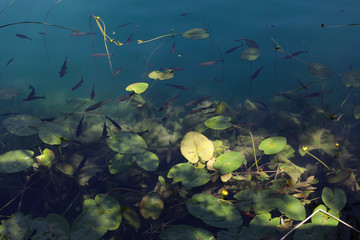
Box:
[22, 85, 45, 101]
[4, 58, 13, 68]
[59, 57, 67, 77]
[76, 115, 85, 137]
[165, 83, 190, 90]
[137, 98, 153, 111]
[113, 93, 133, 103]
[180, 13, 192, 16]
[185, 96, 211, 106]
[74, 155, 88, 176]
[72, 78, 84, 91]
[126, 33, 133, 45]
[171, 41, 175, 54]
[85, 98, 112, 112]
[159, 95, 180, 112]
[297, 81, 309, 90]
[105, 115, 121, 130]
[90, 84, 95, 100]
[225, 46, 241, 54]
[198, 60, 224, 66]
[284, 50, 308, 60]
[114, 66, 123, 78]
[101, 121, 108, 142]
[69, 32, 96, 37]
[187, 106, 213, 115]
[305, 90, 332, 98]
[15, 34, 32, 41]
[118, 22, 132, 28]
[91, 53, 114, 57]
[251, 65, 265, 79]
[162, 107, 175, 122]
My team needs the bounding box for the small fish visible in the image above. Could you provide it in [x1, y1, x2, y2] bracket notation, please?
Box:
[85, 98, 113, 112]
[59, 57, 68, 77]
[143, 60, 154, 69]
[113, 93, 133, 103]
[180, 13, 192, 16]
[90, 85, 95, 100]
[22, 96, 46, 101]
[114, 66, 123, 78]
[225, 46, 241, 54]
[118, 22, 132, 28]
[126, 33, 133, 45]
[171, 41, 175, 54]
[105, 115, 121, 130]
[74, 155, 88, 176]
[38, 32, 46, 35]
[159, 95, 180, 112]
[215, 78, 224, 87]
[198, 60, 224, 66]
[15, 34, 32, 41]
[91, 53, 114, 57]
[162, 107, 175, 122]
[1, 112, 15, 116]
[72, 78, 84, 91]
[268, 24, 276, 28]
[305, 90, 332, 98]
[69, 32, 96, 37]
[297, 81, 309, 90]
[187, 106, 212, 115]
[22, 85, 46, 101]
[251, 65, 265, 80]
[40, 117, 56, 122]
[284, 50, 308, 60]
[165, 83, 190, 90]
[137, 129, 149, 136]
[137, 98, 153, 111]
[4, 58, 14, 68]
[76, 115, 85, 137]
[185, 96, 212, 106]
[101, 121, 108, 142]
[161, 67, 185, 71]
[277, 92, 292, 100]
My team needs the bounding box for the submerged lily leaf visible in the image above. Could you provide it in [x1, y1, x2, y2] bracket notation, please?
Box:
[139, 192, 164, 220]
[30, 213, 70, 240]
[0, 88, 18, 100]
[38, 121, 71, 145]
[258, 136, 287, 155]
[186, 193, 243, 228]
[180, 131, 214, 163]
[35, 148, 55, 167]
[326, 169, 352, 184]
[0, 150, 34, 173]
[136, 151, 159, 171]
[307, 62, 332, 80]
[3, 115, 41, 136]
[0, 212, 33, 240]
[108, 153, 133, 174]
[240, 48, 260, 61]
[121, 207, 140, 232]
[353, 104, 360, 119]
[126, 82, 149, 94]
[106, 131, 148, 154]
[204, 116, 232, 130]
[321, 187, 346, 211]
[276, 194, 306, 221]
[182, 28, 209, 39]
[56, 162, 75, 176]
[298, 128, 336, 156]
[167, 162, 211, 188]
[214, 152, 244, 174]
[159, 225, 215, 240]
[342, 69, 360, 87]
[148, 69, 174, 80]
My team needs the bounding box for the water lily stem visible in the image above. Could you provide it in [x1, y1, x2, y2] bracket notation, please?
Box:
[302, 147, 331, 170]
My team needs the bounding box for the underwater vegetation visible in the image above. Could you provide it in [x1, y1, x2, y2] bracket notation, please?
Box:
[1, 1, 360, 240]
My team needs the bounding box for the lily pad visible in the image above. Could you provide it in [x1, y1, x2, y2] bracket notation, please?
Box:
[125, 82, 149, 94]
[180, 131, 214, 163]
[258, 136, 287, 155]
[249, 213, 280, 239]
[0, 212, 33, 240]
[342, 69, 360, 87]
[0, 88, 18, 100]
[204, 116, 232, 130]
[160, 225, 215, 240]
[311, 204, 339, 228]
[35, 148, 56, 167]
[298, 128, 336, 156]
[29, 213, 70, 240]
[38, 121, 71, 145]
[108, 153, 133, 174]
[186, 193, 243, 228]
[0, 150, 34, 173]
[56, 162, 75, 176]
[353, 104, 360, 119]
[106, 131, 148, 154]
[326, 169, 352, 184]
[214, 152, 244, 174]
[240, 48, 260, 61]
[321, 187, 346, 211]
[167, 162, 211, 188]
[148, 69, 174, 80]
[139, 192, 164, 220]
[182, 28, 209, 39]
[136, 151, 159, 172]
[307, 62, 332, 80]
[276, 194, 306, 221]
[121, 207, 140, 232]
[3, 115, 41, 136]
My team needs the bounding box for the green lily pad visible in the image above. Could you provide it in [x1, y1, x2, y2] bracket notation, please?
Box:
[0, 212, 33, 240]
[214, 152, 244, 174]
[56, 162, 75, 176]
[106, 131, 148, 154]
[125, 82, 149, 94]
[0, 150, 34, 173]
[139, 192, 164, 220]
[353, 104, 360, 119]
[167, 162, 211, 188]
[326, 169, 352, 184]
[321, 187, 346, 211]
[0, 88, 18, 100]
[293, 223, 328, 240]
[29, 214, 70, 240]
[136, 151, 159, 171]
[180, 131, 214, 163]
[204, 116, 232, 130]
[182, 28, 209, 39]
[148, 69, 174, 80]
[108, 153, 133, 174]
[234, 189, 279, 214]
[249, 213, 280, 239]
[121, 207, 140, 232]
[159, 225, 215, 240]
[38, 121, 71, 145]
[2, 115, 41, 136]
[258, 136, 287, 155]
[311, 204, 339, 228]
[240, 48, 260, 61]
[186, 193, 243, 228]
[276, 194, 306, 221]
[35, 148, 56, 167]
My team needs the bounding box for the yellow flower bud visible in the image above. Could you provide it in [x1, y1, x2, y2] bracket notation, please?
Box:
[221, 190, 229, 196]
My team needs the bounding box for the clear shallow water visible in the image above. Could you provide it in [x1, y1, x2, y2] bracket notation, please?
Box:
[0, 0, 359, 115]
